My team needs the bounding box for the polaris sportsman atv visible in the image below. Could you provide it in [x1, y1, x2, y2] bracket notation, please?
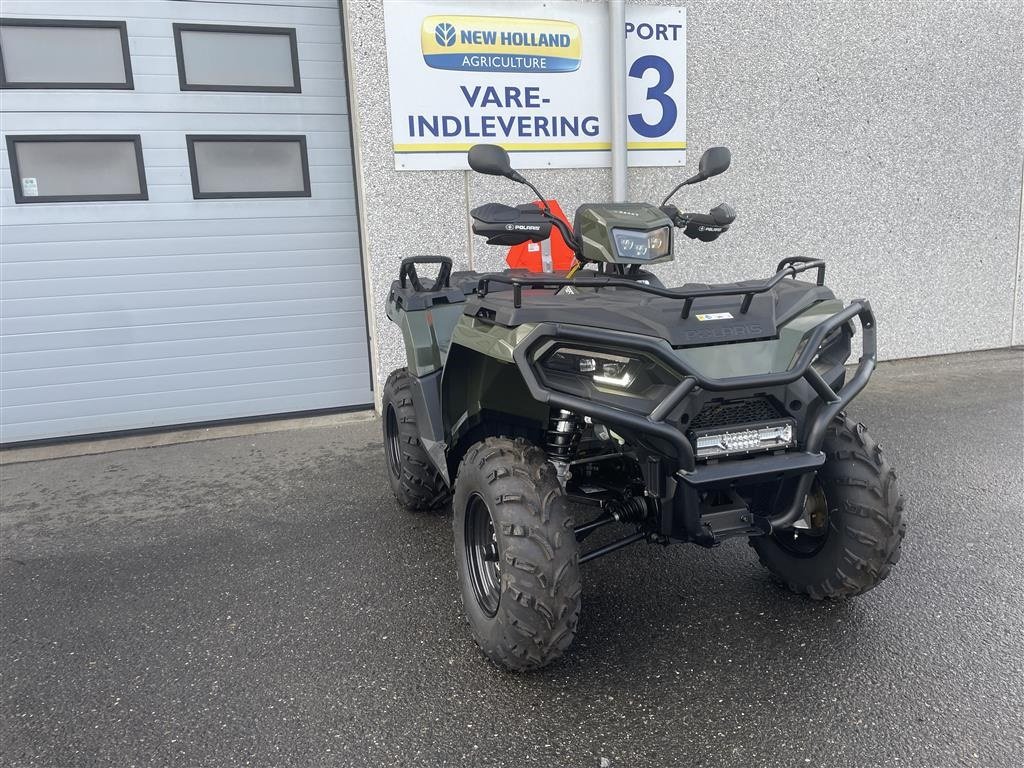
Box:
[383, 144, 905, 671]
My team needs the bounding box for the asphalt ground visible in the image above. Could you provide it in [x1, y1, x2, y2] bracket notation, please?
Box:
[1, 349, 1022, 768]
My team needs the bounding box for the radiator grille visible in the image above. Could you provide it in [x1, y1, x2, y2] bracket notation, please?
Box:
[690, 397, 782, 430]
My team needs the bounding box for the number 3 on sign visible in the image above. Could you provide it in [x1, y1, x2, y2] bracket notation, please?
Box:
[628, 55, 676, 138]
[624, 9, 686, 165]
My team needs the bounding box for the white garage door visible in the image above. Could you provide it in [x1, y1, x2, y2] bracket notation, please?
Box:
[0, 0, 371, 443]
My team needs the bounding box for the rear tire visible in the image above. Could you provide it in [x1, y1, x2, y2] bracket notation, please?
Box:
[752, 415, 906, 599]
[382, 368, 450, 511]
[453, 437, 581, 671]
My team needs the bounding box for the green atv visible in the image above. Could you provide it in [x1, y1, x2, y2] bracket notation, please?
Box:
[383, 144, 905, 671]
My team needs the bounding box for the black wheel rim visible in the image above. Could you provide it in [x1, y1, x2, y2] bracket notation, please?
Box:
[384, 403, 402, 479]
[774, 481, 833, 557]
[465, 493, 501, 617]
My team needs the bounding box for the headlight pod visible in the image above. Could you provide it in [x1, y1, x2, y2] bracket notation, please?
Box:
[537, 344, 679, 400]
[611, 226, 671, 261]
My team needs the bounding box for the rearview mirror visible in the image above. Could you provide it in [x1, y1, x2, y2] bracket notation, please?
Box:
[660, 145, 733, 206]
[468, 144, 515, 178]
[698, 146, 731, 180]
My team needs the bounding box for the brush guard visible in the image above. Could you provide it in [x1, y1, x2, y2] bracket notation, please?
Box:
[510, 287, 877, 548]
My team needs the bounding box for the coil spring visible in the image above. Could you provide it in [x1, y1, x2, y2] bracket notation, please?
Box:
[546, 409, 582, 461]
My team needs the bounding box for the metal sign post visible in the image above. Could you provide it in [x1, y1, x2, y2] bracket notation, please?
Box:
[609, 0, 627, 202]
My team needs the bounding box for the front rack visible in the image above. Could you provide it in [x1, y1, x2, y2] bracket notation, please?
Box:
[477, 256, 827, 315]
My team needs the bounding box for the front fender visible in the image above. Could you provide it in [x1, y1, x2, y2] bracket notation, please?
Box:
[441, 338, 549, 477]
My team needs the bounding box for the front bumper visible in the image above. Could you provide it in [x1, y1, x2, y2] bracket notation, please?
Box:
[511, 299, 877, 541]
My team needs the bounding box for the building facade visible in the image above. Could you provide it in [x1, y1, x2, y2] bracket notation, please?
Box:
[1, 0, 1021, 443]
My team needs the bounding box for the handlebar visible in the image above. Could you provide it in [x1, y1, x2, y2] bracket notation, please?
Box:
[661, 202, 736, 242]
[542, 210, 580, 254]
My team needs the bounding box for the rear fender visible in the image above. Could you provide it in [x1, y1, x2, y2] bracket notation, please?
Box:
[387, 300, 465, 377]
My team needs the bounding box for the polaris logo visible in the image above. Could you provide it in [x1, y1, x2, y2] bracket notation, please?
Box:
[682, 323, 765, 342]
[505, 224, 542, 231]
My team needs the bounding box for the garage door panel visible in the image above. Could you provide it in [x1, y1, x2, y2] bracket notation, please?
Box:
[0, 201, 359, 224]
[3, 371, 370, 421]
[0, 114, 351, 137]
[3, 331, 367, 381]
[3, 50, 345, 82]
[3, 247, 360, 279]
[4, 91, 349, 115]
[1, 230, 360, 260]
[1, 148, 351, 173]
[125, 41, 348, 69]
[3, 356, 367, 407]
[3, 83, 350, 111]
[2, 388, 358, 443]
[4, 279, 367, 319]
[137, 182, 354, 204]
[124, 19, 343, 46]
[2, 310, 366, 353]
[141, 163, 353, 187]
[0, 201, 357, 227]
[2, 372, 370, 437]
[1, 217, 358, 247]
[4, 263, 360, 299]
[3, 305, 366, 343]
[140, 182, 354, 201]
[127, 71, 348, 99]
[4, 354, 366, 403]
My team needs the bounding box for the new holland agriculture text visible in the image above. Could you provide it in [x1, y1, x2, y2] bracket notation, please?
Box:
[421, 15, 582, 73]
[414, 16, 591, 144]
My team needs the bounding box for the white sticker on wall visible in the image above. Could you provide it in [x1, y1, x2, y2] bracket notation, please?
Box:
[21, 177, 38, 197]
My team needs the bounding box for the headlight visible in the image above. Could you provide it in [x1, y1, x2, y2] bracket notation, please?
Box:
[537, 345, 679, 399]
[611, 226, 671, 261]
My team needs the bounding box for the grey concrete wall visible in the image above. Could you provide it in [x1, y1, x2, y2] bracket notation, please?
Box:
[345, 0, 1024, 397]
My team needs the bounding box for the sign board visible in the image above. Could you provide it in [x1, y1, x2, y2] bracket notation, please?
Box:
[382, 1, 686, 170]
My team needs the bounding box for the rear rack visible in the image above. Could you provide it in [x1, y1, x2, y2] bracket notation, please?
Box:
[477, 256, 827, 314]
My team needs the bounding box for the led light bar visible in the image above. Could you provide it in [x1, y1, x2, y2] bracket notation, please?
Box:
[693, 420, 796, 460]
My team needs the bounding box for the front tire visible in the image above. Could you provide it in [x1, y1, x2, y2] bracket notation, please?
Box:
[382, 368, 450, 511]
[752, 415, 906, 599]
[453, 437, 581, 671]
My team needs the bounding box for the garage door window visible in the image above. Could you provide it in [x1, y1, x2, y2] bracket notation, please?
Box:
[186, 136, 311, 199]
[6, 135, 148, 203]
[0, 19, 133, 89]
[173, 24, 301, 93]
